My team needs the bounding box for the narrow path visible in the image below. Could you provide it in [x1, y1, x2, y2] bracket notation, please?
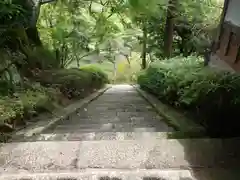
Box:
[1, 85, 240, 180]
[30, 84, 173, 141]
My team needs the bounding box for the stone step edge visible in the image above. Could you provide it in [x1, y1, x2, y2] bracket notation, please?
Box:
[0, 169, 195, 180]
[18, 132, 169, 142]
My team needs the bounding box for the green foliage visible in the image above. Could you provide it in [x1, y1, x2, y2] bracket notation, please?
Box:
[35, 67, 108, 99]
[0, 65, 108, 133]
[114, 56, 141, 83]
[138, 0, 223, 59]
[26, 47, 58, 69]
[0, 0, 27, 27]
[0, 0, 30, 48]
[80, 64, 109, 85]
[138, 56, 240, 137]
[38, 0, 128, 68]
[0, 86, 59, 125]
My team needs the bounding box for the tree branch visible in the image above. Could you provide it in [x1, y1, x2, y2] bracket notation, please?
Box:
[40, 0, 56, 5]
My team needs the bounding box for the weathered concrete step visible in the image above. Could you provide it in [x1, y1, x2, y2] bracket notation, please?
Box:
[62, 118, 162, 125]
[53, 122, 159, 129]
[20, 132, 169, 142]
[70, 112, 162, 121]
[1, 139, 240, 174]
[90, 100, 145, 104]
[0, 169, 202, 180]
[52, 127, 160, 134]
[87, 102, 151, 106]
[82, 107, 156, 112]
[51, 124, 171, 134]
[2, 168, 240, 180]
[42, 122, 167, 134]
[75, 111, 160, 116]
[1, 168, 240, 180]
[58, 119, 157, 125]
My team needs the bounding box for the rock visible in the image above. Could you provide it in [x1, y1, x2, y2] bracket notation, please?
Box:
[0, 123, 14, 133]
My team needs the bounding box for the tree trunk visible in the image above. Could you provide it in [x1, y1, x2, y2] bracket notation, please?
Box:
[141, 24, 147, 69]
[24, 0, 56, 46]
[164, 0, 177, 58]
[26, 27, 42, 46]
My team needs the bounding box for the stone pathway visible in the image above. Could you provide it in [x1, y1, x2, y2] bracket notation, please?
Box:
[27, 84, 173, 141]
[1, 85, 240, 180]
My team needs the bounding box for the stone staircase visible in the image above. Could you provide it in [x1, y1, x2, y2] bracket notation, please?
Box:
[1, 85, 240, 180]
[22, 85, 173, 142]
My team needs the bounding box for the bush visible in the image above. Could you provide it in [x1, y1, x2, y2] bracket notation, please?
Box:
[137, 56, 240, 137]
[80, 64, 109, 85]
[0, 85, 59, 129]
[36, 66, 108, 99]
[28, 47, 58, 69]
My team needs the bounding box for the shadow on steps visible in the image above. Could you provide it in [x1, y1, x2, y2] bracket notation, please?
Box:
[178, 138, 240, 180]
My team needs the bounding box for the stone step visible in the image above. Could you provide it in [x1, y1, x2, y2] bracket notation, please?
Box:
[52, 127, 159, 134]
[2, 169, 240, 180]
[58, 117, 164, 124]
[70, 113, 162, 121]
[82, 107, 155, 113]
[53, 122, 159, 129]
[0, 169, 204, 180]
[74, 111, 159, 116]
[1, 139, 240, 174]
[58, 119, 154, 125]
[51, 125, 171, 133]
[21, 132, 169, 142]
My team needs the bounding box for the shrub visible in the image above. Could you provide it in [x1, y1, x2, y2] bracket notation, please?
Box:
[29, 47, 58, 69]
[35, 66, 108, 99]
[137, 56, 240, 137]
[80, 64, 109, 85]
[0, 86, 59, 129]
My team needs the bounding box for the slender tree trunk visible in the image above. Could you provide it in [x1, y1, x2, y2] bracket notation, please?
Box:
[141, 24, 147, 69]
[164, 0, 177, 58]
[76, 55, 80, 68]
[26, 27, 42, 46]
[113, 60, 117, 84]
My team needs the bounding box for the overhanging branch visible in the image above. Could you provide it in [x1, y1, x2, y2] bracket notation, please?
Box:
[40, 0, 56, 5]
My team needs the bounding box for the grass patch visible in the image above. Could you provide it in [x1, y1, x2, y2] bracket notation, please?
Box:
[137, 55, 240, 137]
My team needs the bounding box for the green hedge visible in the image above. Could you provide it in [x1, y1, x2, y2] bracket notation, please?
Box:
[80, 64, 109, 86]
[137, 56, 240, 137]
[0, 85, 61, 129]
[36, 65, 108, 99]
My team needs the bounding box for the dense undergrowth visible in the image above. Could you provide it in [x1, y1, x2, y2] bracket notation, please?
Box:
[137, 56, 240, 137]
[0, 63, 108, 137]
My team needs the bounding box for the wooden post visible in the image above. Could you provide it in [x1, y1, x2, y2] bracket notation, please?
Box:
[212, 0, 230, 52]
[163, 0, 177, 58]
[141, 24, 147, 69]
